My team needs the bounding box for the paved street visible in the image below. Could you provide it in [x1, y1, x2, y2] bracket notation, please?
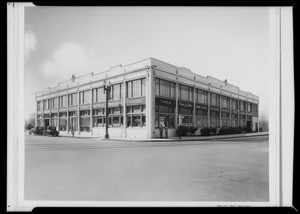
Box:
[25, 135, 269, 202]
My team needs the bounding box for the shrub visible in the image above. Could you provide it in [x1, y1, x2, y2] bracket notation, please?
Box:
[176, 126, 189, 136]
[219, 127, 242, 135]
[201, 127, 217, 136]
[188, 126, 198, 135]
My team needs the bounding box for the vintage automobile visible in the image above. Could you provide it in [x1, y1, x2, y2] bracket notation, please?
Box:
[44, 126, 60, 137]
[29, 127, 44, 136]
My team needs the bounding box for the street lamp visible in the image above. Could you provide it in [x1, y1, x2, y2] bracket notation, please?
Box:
[103, 81, 111, 139]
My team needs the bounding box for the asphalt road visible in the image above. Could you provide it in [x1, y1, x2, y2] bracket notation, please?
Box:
[25, 135, 269, 202]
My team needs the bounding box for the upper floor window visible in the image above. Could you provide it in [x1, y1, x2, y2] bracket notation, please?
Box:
[68, 93, 77, 106]
[59, 95, 67, 107]
[79, 90, 90, 104]
[126, 78, 146, 98]
[43, 99, 49, 110]
[179, 84, 193, 102]
[48, 97, 58, 109]
[196, 89, 207, 104]
[93, 87, 105, 103]
[239, 100, 245, 111]
[253, 104, 258, 114]
[247, 102, 252, 112]
[221, 96, 230, 108]
[110, 83, 124, 100]
[210, 93, 220, 107]
[155, 78, 175, 99]
[37, 101, 42, 111]
[231, 98, 238, 110]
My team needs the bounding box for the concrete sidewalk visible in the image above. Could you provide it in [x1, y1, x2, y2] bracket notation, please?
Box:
[59, 131, 269, 142]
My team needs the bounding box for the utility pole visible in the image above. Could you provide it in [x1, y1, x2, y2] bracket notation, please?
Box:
[103, 81, 111, 139]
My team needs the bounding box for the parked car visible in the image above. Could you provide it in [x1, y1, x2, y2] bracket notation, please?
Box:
[29, 127, 44, 135]
[44, 126, 59, 137]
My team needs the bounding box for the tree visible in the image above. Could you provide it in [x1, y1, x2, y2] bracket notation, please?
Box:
[25, 114, 35, 130]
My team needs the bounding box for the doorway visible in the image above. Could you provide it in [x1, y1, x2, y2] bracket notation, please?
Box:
[44, 119, 49, 129]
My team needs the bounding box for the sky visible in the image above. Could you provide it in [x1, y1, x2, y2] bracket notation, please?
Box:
[25, 6, 272, 121]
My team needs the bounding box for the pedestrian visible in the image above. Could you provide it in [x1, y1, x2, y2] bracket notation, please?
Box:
[164, 125, 168, 139]
[178, 125, 182, 140]
[159, 124, 163, 138]
[71, 127, 75, 137]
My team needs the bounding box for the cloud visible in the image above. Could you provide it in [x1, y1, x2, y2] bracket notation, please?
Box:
[25, 30, 37, 62]
[41, 42, 106, 80]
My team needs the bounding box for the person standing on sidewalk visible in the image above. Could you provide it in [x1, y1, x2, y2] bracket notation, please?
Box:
[159, 125, 163, 138]
[71, 126, 75, 137]
[177, 125, 182, 140]
[164, 125, 168, 139]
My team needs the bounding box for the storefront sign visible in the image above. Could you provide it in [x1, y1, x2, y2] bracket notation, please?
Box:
[156, 97, 176, 106]
[231, 110, 238, 114]
[50, 109, 59, 113]
[80, 104, 90, 110]
[210, 106, 220, 112]
[178, 101, 193, 108]
[43, 110, 50, 114]
[126, 97, 146, 106]
[222, 108, 230, 113]
[59, 108, 67, 112]
[93, 103, 105, 109]
[69, 106, 77, 111]
[108, 100, 122, 108]
[196, 104, 208, 110]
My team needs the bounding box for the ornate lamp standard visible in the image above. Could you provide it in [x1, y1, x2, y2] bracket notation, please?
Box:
[103, 81, 111, 139]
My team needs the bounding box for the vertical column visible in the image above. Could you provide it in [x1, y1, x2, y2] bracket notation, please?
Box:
[49, 98, 52, 127]
[237, 96, 240, 126]
[35, 96, 37, 127]
[123, 80, 127, 138]
[207, 90, 211, 127]
[193, 87, 196, 127]
[145, 75, 149, 139]
[219, 92, 222, 127]
[257, 101, 260, 131]
[66, 94, 69, 134]
[57, 93, 60, 131]
[175, 81, 179, 129]
[245, 100, 248, 127]
[229, 96, 232, 126]
[77, 89, 80, 135]
[149, 68, 155, 138]
[90, 88, 93, 135]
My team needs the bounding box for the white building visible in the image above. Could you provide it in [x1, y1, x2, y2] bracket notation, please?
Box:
[35, 57, 259, 139]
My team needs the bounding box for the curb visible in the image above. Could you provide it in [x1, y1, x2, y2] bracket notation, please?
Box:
[106, 133, 269, 142]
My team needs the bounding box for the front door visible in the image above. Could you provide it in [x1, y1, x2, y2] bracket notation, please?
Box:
[247, 121, 252, 131]
[44, 119, 49, 129]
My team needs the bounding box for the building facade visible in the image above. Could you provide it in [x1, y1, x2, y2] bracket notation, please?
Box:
[35, 58, 259, 139]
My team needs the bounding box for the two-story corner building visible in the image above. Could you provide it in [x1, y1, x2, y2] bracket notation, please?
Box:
[35, 57, 259, 139]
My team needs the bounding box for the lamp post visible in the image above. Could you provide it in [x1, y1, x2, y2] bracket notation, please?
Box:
[103, 81, 111, 139]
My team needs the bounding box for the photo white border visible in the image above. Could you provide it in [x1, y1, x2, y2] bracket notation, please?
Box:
[7, 4, 294, 211]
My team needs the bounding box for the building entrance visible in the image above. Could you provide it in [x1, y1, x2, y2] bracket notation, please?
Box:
[247, 121, 252, 130]
[44, 119, 49, 129]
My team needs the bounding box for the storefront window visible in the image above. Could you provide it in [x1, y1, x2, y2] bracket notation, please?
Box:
[231, 119, 238, 127]
[68, 117, 77, 131]
[80, 117, 90, 132]
[127, 115, 132, 127]
[196, 117, 208, 127]
[196, 109, 207, 116]
[210, 118, 220, 127]
[59, 118, 67, 131]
